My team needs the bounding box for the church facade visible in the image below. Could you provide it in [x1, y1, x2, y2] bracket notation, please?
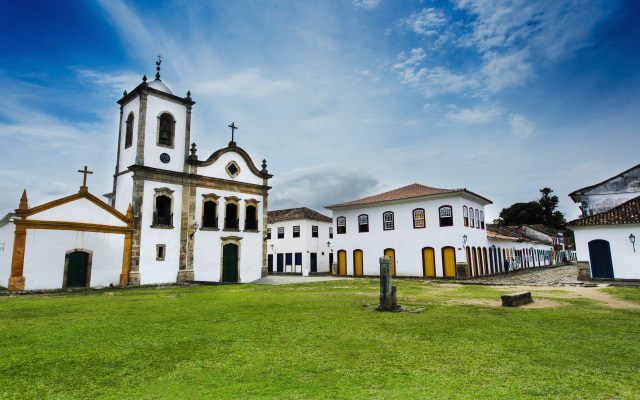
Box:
[1, 63, 271, 291]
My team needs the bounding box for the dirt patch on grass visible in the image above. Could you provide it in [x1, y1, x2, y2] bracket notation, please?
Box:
[494, 285, 640, 309]
[444, 297, 565, 308]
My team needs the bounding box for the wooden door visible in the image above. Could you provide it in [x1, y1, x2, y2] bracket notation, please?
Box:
[442, 247, 456, 277]
[422, 247, 435, 277]
[588, 240, 614, 279]
[67, 251, 89, 288]
[277, 254, 283, 272]
[384, 249, 396, 275]
[337, 250, 347, 275]
[354, 250, 363, 276]
[268, 255, 273, 273]
[310, 253, 317, 273]
[222, 244, 238, 282]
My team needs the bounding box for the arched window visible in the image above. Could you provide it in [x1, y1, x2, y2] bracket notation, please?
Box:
[202, 201, 218, 229]
[383, 211, 394, 230]
[413, 208, 425, 229]
[266, 228, 271, 239]
[475, 210, 480, 229]
[224, 196, 240, 230]
[125, 112, 134, 148]
[244, 199, 260, 231]
[479, 211, 485, 229]
[157, 112, 175, 147]
[337, 217, 346, 234]
[463, 206, 468, 227]
[358, 214, 369, 232]
[469, 207, 475, 227]
[152, 187, 174, 227]
[439, 206, 453, 227]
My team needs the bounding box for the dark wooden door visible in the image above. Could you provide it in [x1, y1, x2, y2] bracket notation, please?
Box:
[277, 254, 284, 272]
[67, 251, 89, 288]
[329, 253, 333, 271]
[222, 244, 238, 282]
[310, 253, 317, 273]
[588, 240, 614, 279]
[268, 255, 273, 273]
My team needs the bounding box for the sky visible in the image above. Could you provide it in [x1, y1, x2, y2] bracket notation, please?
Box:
[1, 0, 639, 223]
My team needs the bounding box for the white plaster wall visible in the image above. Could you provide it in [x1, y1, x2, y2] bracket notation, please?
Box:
[144, 96, 187, 172]
[138, 181, 183, 285]
[331, 197, 490, 277]
[572, 224, 640, 279]
[119, 98, 139, 170]
[267, 220, 333, 273]
[21, 229, 125, 290]
[191, 187, 264, 283]
[114, 171, 134, 216]
[196, 151, 263, 185]
[33, 198, 127, 226]
[0, 221, 15, 287]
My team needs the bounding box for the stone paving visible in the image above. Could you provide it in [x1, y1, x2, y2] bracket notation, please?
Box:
[453, 264, 583, 286]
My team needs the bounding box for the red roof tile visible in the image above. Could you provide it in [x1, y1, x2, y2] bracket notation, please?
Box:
[326, 183, 491, 208]
[268, 207, 332, 224]
[567, 195, 640, 226]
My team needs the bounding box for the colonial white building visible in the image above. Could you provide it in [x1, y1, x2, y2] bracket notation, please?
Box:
[1, 62, 272, 291]
[266, 207, 333, 274]
[325, 184, 493, 277]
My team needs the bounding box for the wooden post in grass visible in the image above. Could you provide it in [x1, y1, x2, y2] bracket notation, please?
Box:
[377, 256, 399, 311]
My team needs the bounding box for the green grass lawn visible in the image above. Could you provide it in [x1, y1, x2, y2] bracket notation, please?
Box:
[1, 280, 639, 399]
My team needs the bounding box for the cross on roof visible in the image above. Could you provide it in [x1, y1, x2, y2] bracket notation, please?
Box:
[228, 122, 238, 143]
[78, 166, 93, 188]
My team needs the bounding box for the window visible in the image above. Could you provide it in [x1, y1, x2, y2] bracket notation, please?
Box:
[480, 211, 485, 229]
[337, 217, 346, 234]
[439, 206, 453, 227]
[244, 205, 258, 231]
[475, 209, 480, 229]
[413, 208, 425, 229]
[157, 112, 175, 147]
[463, 206, 469, 227]
[156, 244, 166, 261]
[277, 227, 284, 239]
[125, 112, 134, 148]
[469, 207, 475, 227]
[329, 227, 333, 238]
[293, 225, 300, 238]
[202, 200, 218, 229]
[267, 228, 271, 239]
[295, 253, 302, 266]
[224, 197, 240, 230]
[383, 212, 394, 230]
[312, 225, 318, 237]
[358, 214, 369, 232]
[152, 187, 174, 227]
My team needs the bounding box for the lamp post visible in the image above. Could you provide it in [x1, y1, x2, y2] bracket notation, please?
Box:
[462, 234, 468, 248]
[630, 234, 636, 252]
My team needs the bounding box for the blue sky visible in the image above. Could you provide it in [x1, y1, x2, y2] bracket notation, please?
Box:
[1, 0, 639, 222]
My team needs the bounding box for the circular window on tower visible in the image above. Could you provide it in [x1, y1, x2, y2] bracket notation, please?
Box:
[225, 161, 240, 178]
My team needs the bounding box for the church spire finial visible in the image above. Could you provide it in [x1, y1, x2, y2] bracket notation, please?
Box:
[155, 55, 162, 80]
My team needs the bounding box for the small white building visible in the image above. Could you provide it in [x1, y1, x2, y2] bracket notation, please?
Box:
[325, 184, 493, 277]
[486, 225, 556, 272]
[568, 195, 640, 279]
[266, 208, 333, 274]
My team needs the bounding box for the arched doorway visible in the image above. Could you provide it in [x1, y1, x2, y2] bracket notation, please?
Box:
[353, 250, 363, 276]
[222, 243, 239, 282]
[472, 247, 479, 276]
[384, 249, 396, 276]
[442, 247, 456, 277]
[337, 250, 347, 275]
[64, 250, 91, 288]
[466, 246, 472, 276]
[422, 247, 435, 277]
[588, 240, 614, 279]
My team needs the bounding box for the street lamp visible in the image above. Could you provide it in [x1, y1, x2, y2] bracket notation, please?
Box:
[462, 234, 468, 248]
[630, 233, 636, 252]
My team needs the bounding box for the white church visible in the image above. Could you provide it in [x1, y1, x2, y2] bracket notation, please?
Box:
[0, 61, 272, 291]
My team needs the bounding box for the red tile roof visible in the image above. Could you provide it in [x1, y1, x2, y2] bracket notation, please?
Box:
[567, 195, 640, 226]
[268, 207, 332, 224]
[326, 183, 491, 208]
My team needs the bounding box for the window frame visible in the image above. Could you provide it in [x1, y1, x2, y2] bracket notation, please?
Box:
[383, 211, 394, 231]
[152, 187, 175, 228]
[475, 209, 480, 229]
[337, 217, 346, 234]
[463, 206, 469, 227]
[358, 214, 369, 233]
[329, 227, 333, 238]
[156, 112, 176, 148]
[413, 208, 425, 229]
[439, 205, 453, 227]
[311, 225, 318, 238]
[293, 225, 300, 238]
[266, 228, 271, 240]
[125, 112, 134, 148]
[469, 207, 475, 228]
[480, 211, 485, 229]
[277, 227, 284, 239]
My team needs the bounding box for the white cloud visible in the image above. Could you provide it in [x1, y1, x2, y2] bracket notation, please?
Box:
[396, 65, 479, 98]
[446, 105, 504, 124]
[76, 69, 142, 91]
[201, 68, 295, 98]
[404, 8, 448, 36]
[509, 114, 536, 139]
[353, 0, 380, 9]
[481, 49, 533, 91]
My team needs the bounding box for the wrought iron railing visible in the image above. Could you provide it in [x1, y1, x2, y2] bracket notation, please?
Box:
[244, 219, 259, 231]
[202, 215, 218, 229]
[153, 212, 173, 227]
[224, 218, 239, 230]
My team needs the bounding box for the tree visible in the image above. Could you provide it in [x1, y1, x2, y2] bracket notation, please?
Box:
[494, 188, 566, 229]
